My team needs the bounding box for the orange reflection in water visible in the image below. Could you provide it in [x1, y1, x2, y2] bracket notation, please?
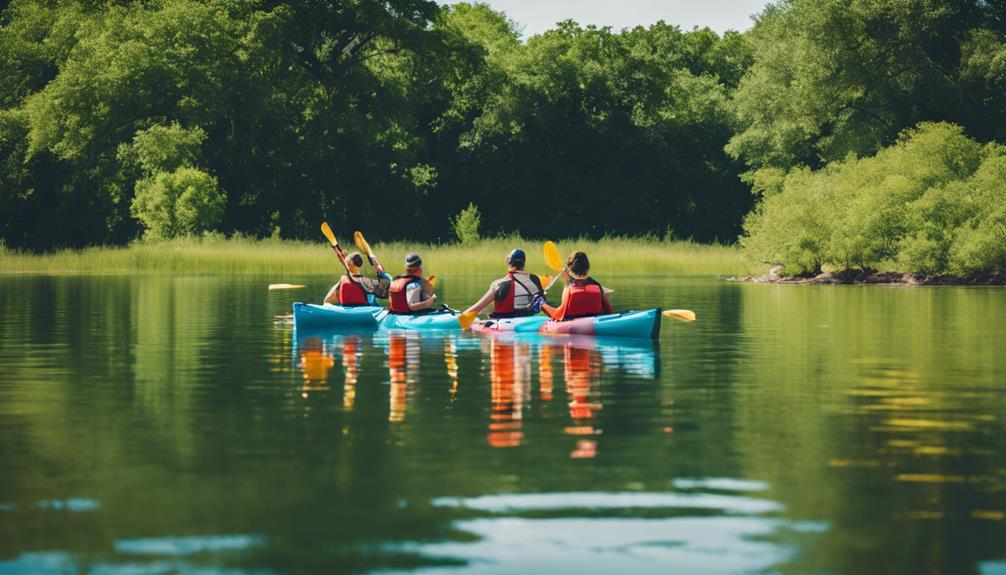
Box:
[387, 333, 419, 423]
[341, 337, 361, 409]
[564, 345, 602, 458]
[298, 338, 334, 399]
[538, 345, 554, 401]
[445, 337, 459, 398]
[488, 339, 529, 448]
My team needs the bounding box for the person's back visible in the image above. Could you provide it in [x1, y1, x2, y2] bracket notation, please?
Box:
[324, 252, 387, 307]
[489, 268, 544, 318]
[387, 253, 437, 314]
[542, 251, 612, 321]
[463, 249, 545, 319]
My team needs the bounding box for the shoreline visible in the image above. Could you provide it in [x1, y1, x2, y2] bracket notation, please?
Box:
[731, 266, 1006, 286]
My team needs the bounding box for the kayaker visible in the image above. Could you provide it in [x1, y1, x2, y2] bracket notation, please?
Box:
[387, 253, 438, 314]
[323, 252, 388, 306]
[541, 251, 613, 321]
[463, 249, 546, 318]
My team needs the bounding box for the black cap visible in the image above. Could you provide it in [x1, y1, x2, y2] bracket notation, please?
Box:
[405, 253, 422, 267]
[507, 248, 526, 266]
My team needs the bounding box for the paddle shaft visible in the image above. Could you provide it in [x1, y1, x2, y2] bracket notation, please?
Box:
[544, 269, 564, 291]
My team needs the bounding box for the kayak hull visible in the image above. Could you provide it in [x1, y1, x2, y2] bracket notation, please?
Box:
[538, 309, 661, 340]
[376, 310, 462, 331]
[470, 315, 548, 333]
[293, 302, 383, 330]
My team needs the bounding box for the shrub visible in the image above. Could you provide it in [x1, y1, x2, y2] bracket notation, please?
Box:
[131, 167, 226, 240]
[742, 122, 1006, 276]
[451, 202, 482, 245]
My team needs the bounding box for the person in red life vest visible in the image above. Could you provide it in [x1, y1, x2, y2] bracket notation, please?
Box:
[323, 252, 388, 306]
[541, 251, 613, 321]
[387, 253, 438, 314]
[463, 249, 546, 319]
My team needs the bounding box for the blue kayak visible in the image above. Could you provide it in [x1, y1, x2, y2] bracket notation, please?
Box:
[472, 309, 661, 340]
[538, 309, 661, 340]
[376, 310, 462, 330]
[293, 302, 383, 330]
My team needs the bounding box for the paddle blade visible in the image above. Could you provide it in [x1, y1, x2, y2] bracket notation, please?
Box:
[320, 222, 337, 246]
[541, 275, 553, 287]
[427, 275, 437, 288]
[353, 230, 372, 255]
[457, 310, 477, 330]
[268, 283, 306, 291]
[543, 241, 564, 272]
[663, 309, 696, 321]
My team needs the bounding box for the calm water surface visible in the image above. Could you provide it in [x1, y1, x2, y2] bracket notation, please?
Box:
[0, 274, 1004, 574]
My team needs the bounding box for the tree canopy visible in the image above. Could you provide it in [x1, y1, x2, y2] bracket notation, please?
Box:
[0, 0, 753, 249]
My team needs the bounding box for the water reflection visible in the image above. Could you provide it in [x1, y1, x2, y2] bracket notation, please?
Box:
[487, 339, 528, 448]
[7, 275, 1006, 574]
[292, 328, 659, 454]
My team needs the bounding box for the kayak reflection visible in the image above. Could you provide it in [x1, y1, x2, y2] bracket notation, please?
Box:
[486, 339, 530, 448]
[292, 329, 658, 449]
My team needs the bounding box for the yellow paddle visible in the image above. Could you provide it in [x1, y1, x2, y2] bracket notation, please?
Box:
[663, 309, 696, 321]
[458, 309, 477, 330]
[268, 283, 306, 290]
[354, 230, 437, 286]
[543, 240, 563, 271]
[353, 230, 385, 274]
[320, 222, 351, 274]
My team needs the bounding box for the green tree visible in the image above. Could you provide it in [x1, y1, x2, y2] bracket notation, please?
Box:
[728, 0, 1001, 171]
[131, 167, 226, 240]
[451, 202, 481, 244]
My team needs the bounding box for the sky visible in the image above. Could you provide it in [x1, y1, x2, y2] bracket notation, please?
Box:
[442, 0, 771, 37]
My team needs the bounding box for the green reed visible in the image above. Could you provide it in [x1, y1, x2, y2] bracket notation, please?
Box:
[0, 235, 747, 277]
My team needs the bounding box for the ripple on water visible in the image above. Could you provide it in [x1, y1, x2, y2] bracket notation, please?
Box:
[398, 486, 827, 574]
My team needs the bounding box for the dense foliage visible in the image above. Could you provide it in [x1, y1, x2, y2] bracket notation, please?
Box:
[5, 0, 1006, 276]
[742, 123, 1006, 276]
[732, 0, 1006, 276]
[0, 0, 752, 249]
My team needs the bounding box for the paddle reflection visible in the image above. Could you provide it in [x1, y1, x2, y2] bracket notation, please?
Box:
[296, 337, 334, 399]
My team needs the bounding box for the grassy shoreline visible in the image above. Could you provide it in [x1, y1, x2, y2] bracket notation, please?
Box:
[0, 236, 747, 276]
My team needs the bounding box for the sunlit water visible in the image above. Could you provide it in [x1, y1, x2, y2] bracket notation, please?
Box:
[1, 274, 1005, 574]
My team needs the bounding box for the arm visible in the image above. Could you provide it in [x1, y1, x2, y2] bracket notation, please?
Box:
[407, 283, 438, 311]
[464, 287, 496, 316]
[541, 286, 570, 320]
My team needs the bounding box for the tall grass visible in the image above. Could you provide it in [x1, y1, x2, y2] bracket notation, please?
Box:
[0, 235, 746, 276]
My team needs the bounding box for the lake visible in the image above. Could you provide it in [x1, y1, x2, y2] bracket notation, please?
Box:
[1, 274, 1004, 574]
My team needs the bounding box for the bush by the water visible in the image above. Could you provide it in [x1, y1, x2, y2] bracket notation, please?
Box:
[451, 203, 482, 245]
[742, 123, 1006, 277]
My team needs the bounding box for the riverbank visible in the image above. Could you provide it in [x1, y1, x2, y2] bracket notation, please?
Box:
[0, 235, 747, 276]
[734, 265, 1006, 285]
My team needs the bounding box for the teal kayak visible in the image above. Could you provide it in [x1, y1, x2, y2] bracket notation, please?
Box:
[538, 309, 661, 340]
[293, 302, 383, 330]
[376, 310, 463, 331]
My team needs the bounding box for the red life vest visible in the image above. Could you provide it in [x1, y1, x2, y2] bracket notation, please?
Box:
[561, 277, 604, 320]
[492, 272, 542, 317]
[388, 275, 422, 314]
[337, 275, 369, 306]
